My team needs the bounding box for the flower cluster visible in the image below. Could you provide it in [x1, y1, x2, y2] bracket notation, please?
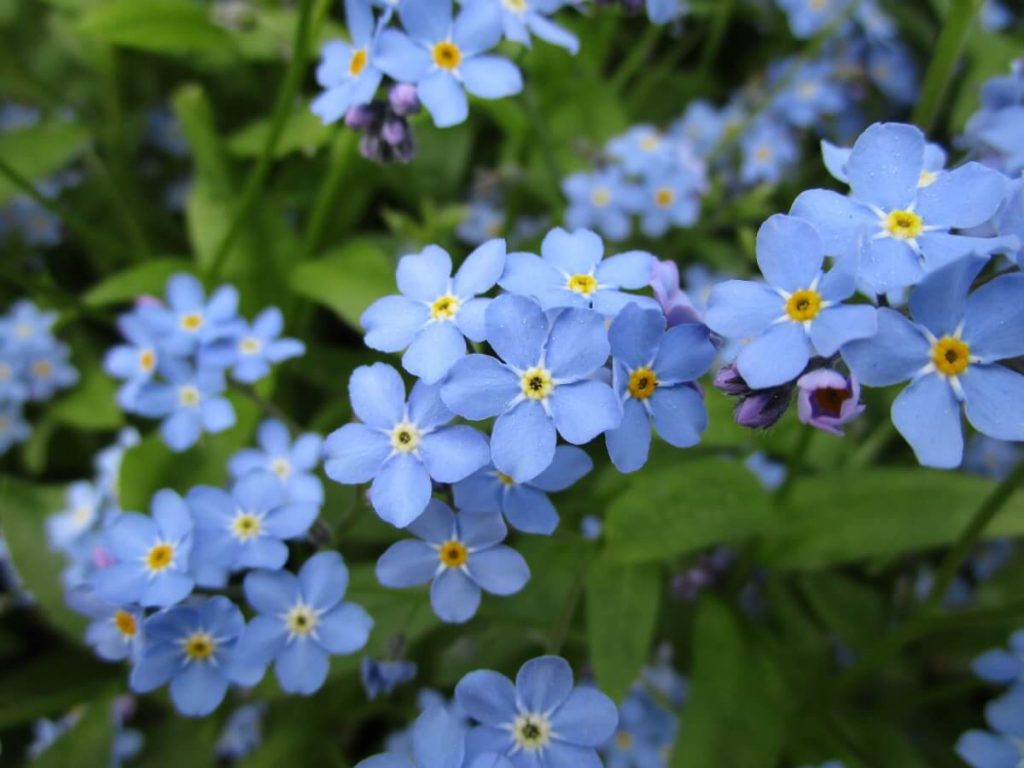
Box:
[957, 631, 1024, 767]
[707, 121, 1024, 467]
[323, 227, 715, 621]
[0, 300, 78, 454]
[103, 273, 303, 452]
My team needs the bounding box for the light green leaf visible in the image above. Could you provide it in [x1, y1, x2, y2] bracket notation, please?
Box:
[227, 108, 332, 158]
[78, 0, 233, 54]
[83, 259, 193, 307]
[34, 696, 116, 768]
[586, 558, 661, 703]
[50, 366, 122, 431]
[0, 120, 91, 206]
[604, 457, 771, 563]
[289, 238, 396, 330]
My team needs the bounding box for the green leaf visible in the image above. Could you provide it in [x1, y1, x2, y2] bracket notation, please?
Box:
[78, 0, 233, 54]
[671, 599, 785, 768]
[586, 558, 660, 702]
[0, 654, 120, 729]
[761, 468, 1024, 570]
[289, 238, 395, 329]
[49, 366, 122, 431]
[83, 259, 193, 307]
[604, 457, 771, 563]
[911, 0, 983, 131]
[34, 696, 116, 768]
[227, 108, 332, 159]
[0, 478, 86, 639]
[0, 120, 90, 206]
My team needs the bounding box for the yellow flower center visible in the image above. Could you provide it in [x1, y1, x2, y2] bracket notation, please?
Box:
[628, 367, 658, 400]
[496, 471, 516, 487]
[285, 604, 318, 637]
[0, 363, 11, 381]
[146, 542, 175, 572]
[918, 170, 938, 188]
[521, 366, 554, 400]
[349, 47, 368, 77]
[567, 274, 598, 296]
[884, 209, 923, 240]
[15, 323, 32, 339]
[240, 337, 262, 355]
[139, 348, 156, 372]
[590, 186, 612, 207]
[654, 186, 675, 208]
[809, 0, 826, 9]
[755, 145, 773, 162]
[785, 289, 823, 322]
[31, 359, 53, 379]
[183, 631, 216, 661]
[113, 609, 138, 638]
[180, 312, 204, 332]
[640, 134, 661, 152]
[513, 714, 552, 751]
[615, 730, 634, 749]
[502, 0, 527, 11]
[270, 457, 292, 479]
[439, 539, 468, 568]
[231, 512, 263, 541]
[390, 422, 421, 453]
[433, 41, 462, 70]
[179, 385, 200, 407]
[430, 294, 461, 321]
[932, 336, 970, 376]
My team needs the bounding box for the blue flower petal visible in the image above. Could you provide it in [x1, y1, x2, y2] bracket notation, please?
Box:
[498, 252, 563, 299]
[162, 410, 201, 452]
[399, 0, 452, 42]
[972, 649, 1022, 684]
[789, 189, 876, 259]
[609, 304, 664, 370]
[846, 122, 924, 210]
[375, 29, 433, 83]
[244, 568, 300, 614]
[454, 471, 502, 513]
[909, 254, 986, 337]
[491, 401, 556, 483]
[545, 308, 611, 380]
[916, 162, 1008, 229]
[408, 499, 456, 543]
[986, 690, 1024, 739]
[550, 686, 619, 747]
[503, 485, 559, 534]
[963, 273, 1024, 362]
[455, 297, 489, 342]
[591, 290, 660, 317]
[955, 730, 1018, 768]
[485, 294, 548, 369]
[420, 425, 490, 483]
[594, 250, 654, 289]
[412, 706, 467, 768]
[841, 308, 929, 386]
[652, 323, 715, 383]
[892, 374, 963, 468]
[397, 245, 452, 302]
[349, 363, 405, 429]
[962, 365, 1024, 442]
[403, 321, 466, 384]
[171, 661, 228, 717]
[810, 304, 877, 357]
[541, 228, 604, 274]
[549, 380, 622, 444]
[362, 295, 430, 353]
[377, 540, 440, 587]
[755, 214, 825, 292]
[299, 551, 348, 610]
[453, 0, 502, 54]
[276, 638, 329, 694]
[542, 743, 603, 768]
[705, 280, 783, 338]
[736, 322, 812, 389]
[323, 423, 391, 483]
[467, 547, 529, 596]
[606, 399, 652, 473]
[317, 603, 373, 654]
[651, 385, 706, 448]
[531, 445, 592, 492]
[232, 614, 286, 672]
[458, 509, 507, 549]
[370, 454, 433, 528]
[455, 238, 506, 296]
[419, 71, 469, 128]
[462, 56, 523, 99]
[129, 643, 180, 692]
[408, 380, 454, 430]
[515, 656, 573, 713]
[430, 568, 481, 623]
[858, 237, 922, 294]
[528, 14, 579, 54]
[456, 670, 517, 726]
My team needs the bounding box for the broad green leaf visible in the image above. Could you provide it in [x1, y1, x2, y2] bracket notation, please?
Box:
[289, 238, 395, 329]
[34, 696, 116, 768]
[50, 365, 122, 431]
[0, 654, 120, 729]
[797, 573, 886, 655]
[0, 478, 85, 639]
[78, 0, 233, 54]
[604, 457, 772, 563]
[0, 120, 90, 206]
[761, 469, 1024, 570]
[586, 558, 661, 702]
[83, 259, 193, 307]
[227, 108, 332, 158]
[671, 599, 785, 768]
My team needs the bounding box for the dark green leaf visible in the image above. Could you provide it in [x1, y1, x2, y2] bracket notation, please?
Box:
[83, 259, 194, 307]
[49, 365, 122, 431]
[33, 695, 116, 768]
[0, 120, 90, 206]
[227, 109, 332, 158]
[78, 0, 233, 54]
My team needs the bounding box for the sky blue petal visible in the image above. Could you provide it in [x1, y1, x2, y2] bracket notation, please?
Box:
[345, 0, 374, 44]
[323, 423, 391, 483]
[377, 540, 441, 587]
[232, 614, 287, 671]
[421, 425, 490, 483]
[538, 287, 591, 312]
[141, 571, 193, 608]
[234, 471, 285, 512]
[276, 638, 329, 695]
[609, 304, 663, 369]
[104, 511, 156, 559]
[922, 235, 1019, 278]
[963, 273, 1024, 362]
[258, 418, 291, 453]
[299, 551, 348, 610]
[841, 308, 929, 386]
[846, 122, 924, 210]
[454, 0, 502, 54]
[653, 323, 715, 383]
[955, 730, 1018, 768]
[962, 365, 1024, 442]
[412, 706, 467, 768]
[375, 29, 432, 81]
[498, 252, 564, 299]
[291, 432, 323, 467]
[431, 569, 482, 623]
[818, 252, 857, 302]
[810, 304, 878, 357]
[162, 409, 201, 452]
[455, 297, 489, 342]
[152, 489, 192, 540]
[590, 290, 660, 317]
[528, 13, 578, 54]
[92, 563, 143, 605]
[789, 189, 876, 259]
[606, 399, 652, 473]
[736, 322, 811, 389]
[705, 280, 783, 338]
[485, 294, 548, 369]
[166, 273, 204, 311]
[594, 250, 654, 289]
[916, 162, 1008, 229]
[531, 445, 592, 492]
[909, 254, 986, 336]
[398, 0, 451, 42]
[201, 398, 236, 433]
[467, 547, 529, 596]
[244, 568, 300, 614]
[362, 295, 430, 353]
[458, 509, 507, 549]
[419, 71, 469, 128]
[857, 237, 922, 294]
[516, 656, 573, 713]
[986, 690, 1024, 738]
[455, 239, 506, 296]
[408, 379, 454, 430]
[755, 214, 825, 291]
[357, 756, 414, 768]
[892, 374, 963, 469]
[371, 454, 433, 528]
[454, 470, 502, 513]
[317, 603, 373, 654]
[491, 402, 556, 482]
[403, 321, 466, 384]
[456, 670, 517, 726]
[311, 83, 356, 123]
[972, 649, 1022, 684]
[550, 686, 619, 747]
[651, 385, 707, 448]
[461, 57, 523, 99]
[129, 642, 180, 692]
[503, 485, 559, 534]
[408, 499, 457, 543]
[349, 363, 405, 429]
[545, 308, 611, 380]
[397, 245, 452, 302]
[234, 537, 288, 570]
[206, 285, 238, 322]
[550, 380, 622, 444]
[171, 661, 227, 717]
[465, 727, 514, 759]
[542, 743, 603, 768]
[821, 140, 851, 182]
[541, 228, 604, 274]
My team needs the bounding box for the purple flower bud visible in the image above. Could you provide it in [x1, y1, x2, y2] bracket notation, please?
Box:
[650, 259, 702, 327]
[388, 83, 421, 117]
[359, 134, 384, 162]
[381, 116, 408, 147]
[713, 363, 750, 396]
[796, 369, 865, 436]
[345, 104, 377, 130]
[734, 385, 792, 429]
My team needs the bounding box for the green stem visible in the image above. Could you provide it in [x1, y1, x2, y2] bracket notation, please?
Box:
[521, 87, 563, 207]
[83, 151, 150, 262]
[774, 425, 814, 506]
[546, 569, 585, 654]
[697, 0, 735, 77]
[611, 24, 664, 93]
[299, 129, 359, 262]
[231, 382, 302, 435]
[207, 0, 320, 280]
[911, 0, 982, 132]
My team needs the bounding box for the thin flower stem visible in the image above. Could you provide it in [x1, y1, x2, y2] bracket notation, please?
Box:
[774, 424, 814, 506]
[611, 24, 664, 93]
[299, 128, 359, 262]
[697, 0, 735, 77]
[546, 569, 586, 655]
[911, 0, 983, 132]
[231, 382, 303, 435]
[521, 87, 563, 207]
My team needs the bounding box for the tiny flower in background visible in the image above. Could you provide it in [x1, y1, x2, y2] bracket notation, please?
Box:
[46, 481, 102, 552]
[133, 361, 235, 452]
[65, 587, 143, 662]
[956, 689, 1024, 768]
[971, 631, 1024, 690]
[795, 369, 865, 436]
[103, 311, 166, 410]
[962, 435, 1024, 481]
[138, 274, 239, 355]
[745, 452, 787, 491]
[215, 704, 266, 762]
[562, 169, 642, 241]
[490, 0, 580, 54]
[650, 260, 702, 327]
[311, 0, 385, 124]
[376, 500, 529, 623]
[455, 655, 619, 767]
[714, 364, 795, 430]
[233, 552, 373, 695]
[323, 363, 490, 527]
[739, 117, 798, 186]
[362, 657, 418, 701]
[775, 0, 852, 39]
[229, 419, 325, 505]
[200, 307, 305, 384]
